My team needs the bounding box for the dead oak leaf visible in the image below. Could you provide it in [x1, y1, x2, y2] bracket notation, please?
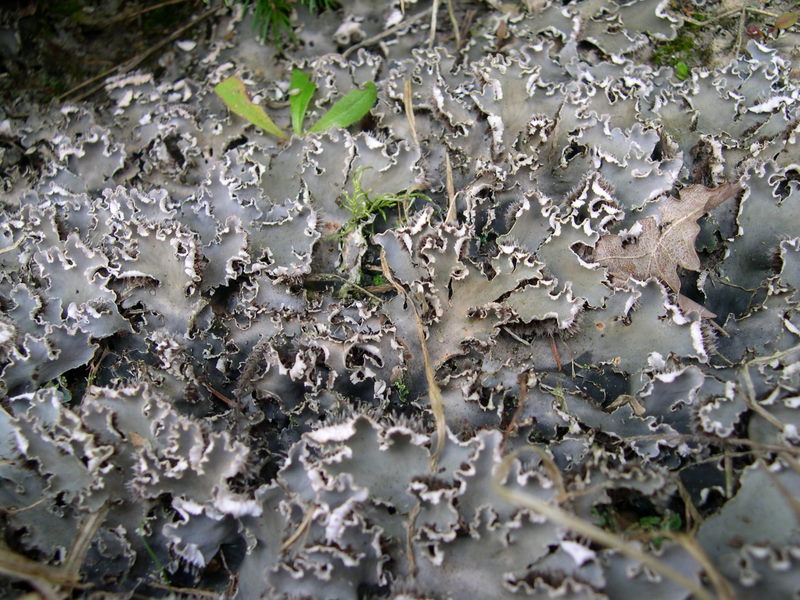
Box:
[593, 182, 742, 317]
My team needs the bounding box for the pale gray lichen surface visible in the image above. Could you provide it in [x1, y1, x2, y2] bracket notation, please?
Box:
[1, 0, 800, 598]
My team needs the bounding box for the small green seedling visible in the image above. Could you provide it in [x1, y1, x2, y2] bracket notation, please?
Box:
[214, 70, 377, 138]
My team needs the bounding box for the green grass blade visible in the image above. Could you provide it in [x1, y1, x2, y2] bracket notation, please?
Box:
[307, 81, 377, 133]
[289, 69, 317, 135]
[214, 76, 287, 139]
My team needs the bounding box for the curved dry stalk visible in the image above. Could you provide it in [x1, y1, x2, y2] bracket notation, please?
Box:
[747, 342, 800, 365]
[492, 449, 718, 600]
[428, 0, 440, 48]
[763, 461, 800, 521]
[380, 249, 446, 467]
[0, 547, 82, 599]
[305, 273, 384, 303]
[405, 501, 421, 576]
[281, 503, 316, 552]
[63, 505, 108, 577]
[404, 79, 419, 147]
[666, 533, 736, 600]
[624, 432, 800, 456]
[444, 152, 457, 224]
[0, 235, 25, 255]
[518, 444, 568, 501]
[445, 0, 462, 49]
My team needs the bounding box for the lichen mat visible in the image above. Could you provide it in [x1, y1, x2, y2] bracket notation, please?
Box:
[0, 0, 798, 598]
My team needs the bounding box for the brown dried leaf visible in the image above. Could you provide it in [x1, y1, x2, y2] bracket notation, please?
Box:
[774, 11, 799, 31]
[593, 182, 742, 317]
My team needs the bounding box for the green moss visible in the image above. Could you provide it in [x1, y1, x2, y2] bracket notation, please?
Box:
[651, 32, 696, 67]
[651, 25, 717, 80]
[393, 379, 411, 404]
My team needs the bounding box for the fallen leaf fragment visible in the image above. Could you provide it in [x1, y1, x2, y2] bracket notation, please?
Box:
[773, 11, 799, 32]
[593, 182, 742, 317]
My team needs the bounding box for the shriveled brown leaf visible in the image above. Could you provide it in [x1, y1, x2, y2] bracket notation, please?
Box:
[774, 11, 799, 31]
[593, 182, 742, 317]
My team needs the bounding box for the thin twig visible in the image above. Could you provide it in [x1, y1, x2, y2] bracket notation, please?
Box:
[199, 377, 239, 408]
[624, 432, 800, 455]
[492, 448, 714, 600]
[502, 371, 531, 449]
[676, 478, 704, 533]
[403, 78, 419, 147]
[342, 7, 433, 59]
[735, 7, 747, 58]
[0, 235, 25, 255]
[0, 548, 82, 594]
[305, 273, 385, 303]
[428, 0, 440, 48]
[380, 249, 446, 466]
[723, 448, 733, 498]
[502, 326, 530, 346]
[671, 533, 736, 600]
[59, 4, 220, 102]
[741, 367, 787, 432]
[405, 501, 420, 576]
[444, 152, 457, 224]
[445, 0, 462, 49]
[62, 505, 108, 578]
[676, 6, 779, 27]
[493, 450, 717, 600]
[281, 504, 316, 552]
[1, 496, 48, 515]
[707, 319, 729, 337]
[81, 0, 190, 26]
[87, 345, 109, 386]
[549, 335, 562, 371]
[746, 7, 781, 19]
[746, 342, 800, 365]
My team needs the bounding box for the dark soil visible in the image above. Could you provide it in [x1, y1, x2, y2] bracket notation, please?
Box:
[0, 0, 199, 106]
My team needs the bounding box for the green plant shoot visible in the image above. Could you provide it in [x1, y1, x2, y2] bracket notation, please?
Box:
[289, 69, 317, 135]
[215, 74, 376, 138]
[307, 82, 377, 133]
[214, 76, 287, 139]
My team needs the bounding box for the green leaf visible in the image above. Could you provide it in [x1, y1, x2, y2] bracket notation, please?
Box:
[289, 69, 317, 135]
[214, 76, 287, 139]
[674, 61, 689, 80]
[307, 81, 377, 133]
